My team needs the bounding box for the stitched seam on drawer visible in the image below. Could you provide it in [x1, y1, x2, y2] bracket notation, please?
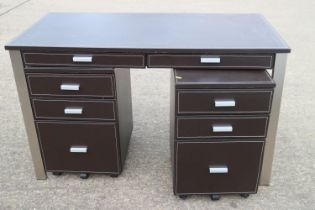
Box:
[23, 53, 145, 67]
[148, 54, 273, 68]
[177, 90, 273, 114]
[32, 99, 116, 121]
[26, 74, 115, 98]
[175, 141, 264, 194]
[176, 116, 269, 139]
[36, 121, 120, 172]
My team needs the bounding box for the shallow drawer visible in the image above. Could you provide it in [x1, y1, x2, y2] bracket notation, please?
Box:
[176, 116, 268, 139]
[177, 90, 273, 114]
[148, 54, 273, 69]
[27, 74, 114, 98]
[37, 121, 120, 173]
[32, 99, 116, 121]
[175, 141, 263, 194]
[23, 52, 145, 68]
[174, 69, 276, 89]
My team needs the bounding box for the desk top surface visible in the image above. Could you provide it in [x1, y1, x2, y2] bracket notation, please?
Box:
[5, 13, 290, 53]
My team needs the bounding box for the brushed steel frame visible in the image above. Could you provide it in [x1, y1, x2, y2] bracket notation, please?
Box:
[9, 50, 47, 179]
[260, 53, 287, 185]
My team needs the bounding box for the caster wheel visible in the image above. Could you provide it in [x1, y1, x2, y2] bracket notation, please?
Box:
[179, 195, 188, 200]
[52, 172, 62, 176]
[240, 193, 250, 198]
[110, 174, 119, 178]
[210, 194, 221, 201]
[79, 173, 89, 179]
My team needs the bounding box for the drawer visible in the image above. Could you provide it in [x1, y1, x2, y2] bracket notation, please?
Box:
[177, 90, 273, 114]
[37, 121, 120, 173]
[176, 116, 268, 139]
[175, 141, 263, 194]
[148, 54, 273, 69]
[27, 74, 115, 98]
[32, 99, 116, 121]
[23, 52, 145, 68]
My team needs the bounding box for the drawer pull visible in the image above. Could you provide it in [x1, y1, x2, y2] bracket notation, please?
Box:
[60, 83, 80, 91]
[214, 99, 236, 107]
[212, 124, 233, 132]
[200, 56, 221, 64]
[70, 146, 88, 153]
[209, 165, 228, 174]
[73, 55, 93, 63]
[64, 107, 83, 115]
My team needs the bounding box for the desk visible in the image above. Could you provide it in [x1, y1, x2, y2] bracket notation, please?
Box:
[5, 13, 290, 186]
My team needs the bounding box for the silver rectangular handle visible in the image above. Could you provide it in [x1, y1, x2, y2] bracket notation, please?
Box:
[60, 83, 80, 91]
[200, 56, 221, 64]
[209, 165, 228, 174]
[73, 55, 93, 63]
[212, 124, 233, 132]
[214, 99, 236, 107]
[64, 107, 83, 115]
[70, 146, 88, 153]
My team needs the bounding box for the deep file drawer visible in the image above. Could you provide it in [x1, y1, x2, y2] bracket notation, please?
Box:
[175, 141, 264, 194]
[36, 121, 120, 173]
[176, 116, 268, 139]
[32, 99, 116, 120]
[23, 52, 145, 68]
[26, 74, 115, 98]
[148, 54, 273, 69]
[177, 90, 273, 114]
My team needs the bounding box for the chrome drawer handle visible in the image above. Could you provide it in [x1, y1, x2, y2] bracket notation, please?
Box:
[70, 146, 88, 153]
[64, 107, 83, 115]
[200, 56, 221, 64]
[60, 83, 80, 91]
[212, 124, 233, 132]
[214, 99, 236, 107]
[209, 165, 228, 174]
[73, 55, 93, 63]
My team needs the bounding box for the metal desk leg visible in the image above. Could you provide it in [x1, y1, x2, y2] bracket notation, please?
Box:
[260, 53, 287, 185]
[9, 50, 47, 180]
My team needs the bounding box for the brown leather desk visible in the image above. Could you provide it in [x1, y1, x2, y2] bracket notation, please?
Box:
[5, 13, 290, 188]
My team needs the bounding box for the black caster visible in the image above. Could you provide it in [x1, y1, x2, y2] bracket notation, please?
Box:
[210, 194, 221, 201]
[179, 195, 188, 200]
[79, 173, 89, 179]
[240, 193, 250, 198]
[110, 174, 119, 178]
[52, 172, 62, 176]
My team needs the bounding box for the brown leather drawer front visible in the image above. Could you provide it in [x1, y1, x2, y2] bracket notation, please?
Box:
[177, 90, 273, 114]
[175, 141, 263, 194]
[27, 74, 114, 98]
[148, 54, 273, 69]
[37, 121, 120, 173]
[32, 99, 116, 120]
[176, 116, 268, 139]
[23, 53, 145, 67]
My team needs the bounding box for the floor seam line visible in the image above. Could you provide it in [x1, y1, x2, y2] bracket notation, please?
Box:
[0, 0, 31, 17]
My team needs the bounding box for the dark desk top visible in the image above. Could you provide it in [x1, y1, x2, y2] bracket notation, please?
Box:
[5, 13, 290, 53]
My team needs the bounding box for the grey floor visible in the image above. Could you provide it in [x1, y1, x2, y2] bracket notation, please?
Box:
[0, 0, 314, 209]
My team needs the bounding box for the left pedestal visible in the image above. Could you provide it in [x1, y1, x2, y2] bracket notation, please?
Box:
[8, 50, 133, 179]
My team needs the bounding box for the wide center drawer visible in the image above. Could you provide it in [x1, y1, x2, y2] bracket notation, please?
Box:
[175, 141, 263, 194]
[37, 121, 120, 173]
[26, 74, 115, 98]
[32, 99, 116, 120]
[148, 54, 273, 69]
[23, 52, 145, 68]
[177, 90, 273, 114]
[176, 116, 268, 139]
